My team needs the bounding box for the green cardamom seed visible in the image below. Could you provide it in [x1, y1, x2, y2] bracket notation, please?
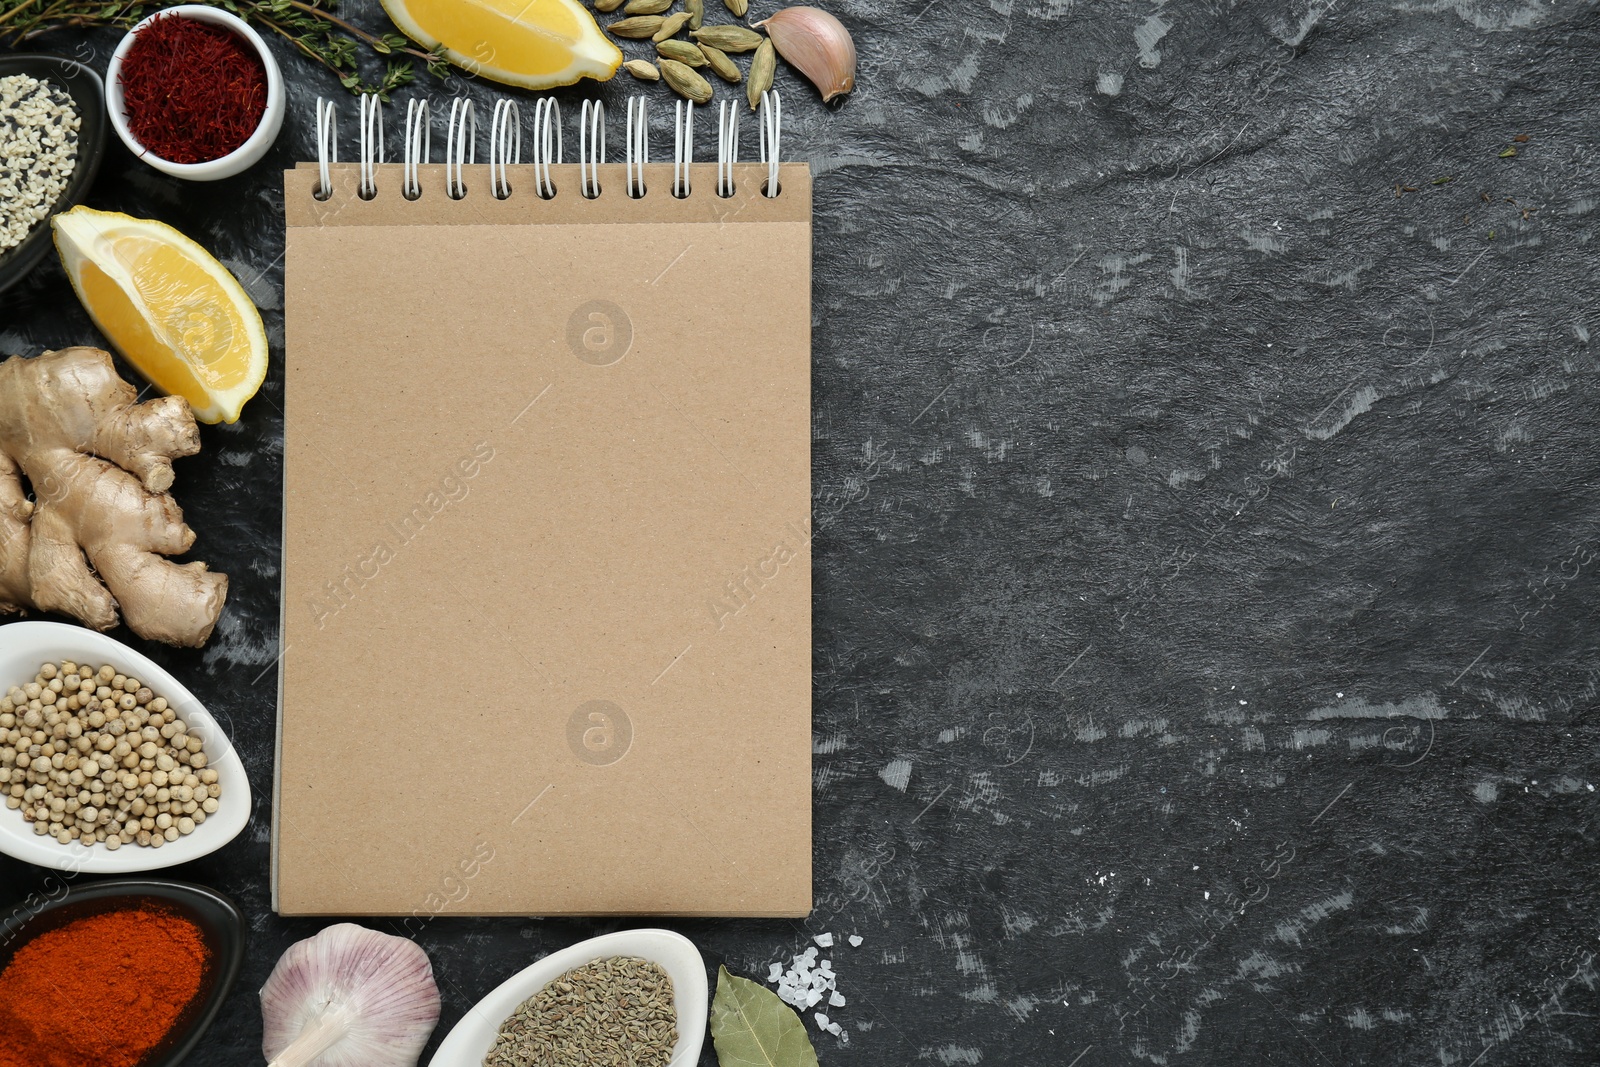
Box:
[657, 39, 708, 65]
[699, 43, 741, 83]
[607, 15, 666, 36]
[687, 0, 704, 29]
[747, 36, 775, 109]
[691, 24, 763, 51]
[724, 0, 748, 15]
[624, 0, 673, 12]
[659, 58, 714, 103]
[594, 0, 626, 11]
[624, 59, 661, 80]
[652, 10, 691, 39]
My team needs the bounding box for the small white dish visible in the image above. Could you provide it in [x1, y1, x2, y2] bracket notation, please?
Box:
[428, 928, 708, 1067]
[0, 620, 251, 873]
[105, 5, 285, 181]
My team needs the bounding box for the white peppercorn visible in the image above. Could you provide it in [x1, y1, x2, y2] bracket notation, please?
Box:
[0, 662, 220, 851]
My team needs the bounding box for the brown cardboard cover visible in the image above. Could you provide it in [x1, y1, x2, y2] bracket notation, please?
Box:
[276, 162, 812, 916]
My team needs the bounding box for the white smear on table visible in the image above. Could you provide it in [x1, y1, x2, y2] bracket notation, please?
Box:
[1307, 693, 1445, 720]
[927, 1046, 982, 1065]
[1301, 384, 1380, 442]
[879, 759, 913, 792]
[1273, 889, 1355, 946]
[1290, 728, 1331, 750]
[1406, 0, 1548, 32]
[1096, 72, 1123, 95]
[1134, 7, 1172, 67]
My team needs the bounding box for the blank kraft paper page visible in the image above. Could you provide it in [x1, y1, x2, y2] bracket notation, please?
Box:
[275, 160, 813, 917]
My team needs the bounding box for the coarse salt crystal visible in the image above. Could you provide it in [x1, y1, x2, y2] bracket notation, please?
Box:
[829, 991, 846, 1007]
[814, 932, 834, 947]
[767, 963, 783, 982]
[848, 934, 863, 947]
[814, 1012, 830, 1029]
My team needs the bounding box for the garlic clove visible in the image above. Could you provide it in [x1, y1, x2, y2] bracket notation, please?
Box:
[753, 6, 856, 103]
[261, 923, 441, 1067]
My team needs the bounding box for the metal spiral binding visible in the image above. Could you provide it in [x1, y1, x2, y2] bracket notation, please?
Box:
[355, 95, 382, 198]
[716, 99, 739, 198]
[673, 100, 694, 198]
[533, 98, 561, 199]
[403, 99, 430, 200]
[579, 99, 605, 199]
[490, 99, 521, 199]
[446, 98, 476, 199]
[358, 95, 384, 199]
[314, 97, 337, 199]
[758, 90, 781, 198]
[312, 91, 783, 203]
[626, 97, 649, 199]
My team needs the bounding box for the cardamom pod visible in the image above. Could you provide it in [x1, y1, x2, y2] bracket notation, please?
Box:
[624, 59, 662, 80]
[608, 15, 666, 36]
[624, 0, 673, 13]
[747, 36, 774, 109]
[691, 24, 763, 51]
[652, 10, 691, 39]
[658, 38, 709, 65]
[594, 0, 626, 10]
[699, 43, 742, 82]
[660, 58, 714, 103]
[724, 0, 749, 15]
[687, 0, 704, 29]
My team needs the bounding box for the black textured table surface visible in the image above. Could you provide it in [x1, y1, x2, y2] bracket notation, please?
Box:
[4, 1, 1600, 1064]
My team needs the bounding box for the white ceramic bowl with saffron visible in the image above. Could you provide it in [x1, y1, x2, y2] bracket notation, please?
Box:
[428, 929, 709, 1067]
[0, 620, 251, 873]
[105, 4, 286, 181]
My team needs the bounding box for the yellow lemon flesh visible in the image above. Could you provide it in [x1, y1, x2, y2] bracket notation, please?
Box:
[53, 206, 267, 425]
[383, 0, 622, 90]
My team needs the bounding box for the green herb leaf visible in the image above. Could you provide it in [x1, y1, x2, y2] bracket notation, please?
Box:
[1499, 147, 1517, 158]
[1432, 175, 1453, 185]
[710, 966, 820, 1067]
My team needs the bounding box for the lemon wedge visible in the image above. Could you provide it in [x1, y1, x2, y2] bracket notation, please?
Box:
[53, 206, 267, 426]
[383, 0, 622, 90]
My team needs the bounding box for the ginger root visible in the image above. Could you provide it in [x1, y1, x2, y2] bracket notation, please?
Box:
[0, 347, 227, 647]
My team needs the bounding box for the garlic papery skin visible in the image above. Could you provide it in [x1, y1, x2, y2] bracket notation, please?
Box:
[261, 923, 441, 1067]
[754, 7, 856, 103]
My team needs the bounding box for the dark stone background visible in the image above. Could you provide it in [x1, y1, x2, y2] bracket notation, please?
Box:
[4, 0, 1600, 1063]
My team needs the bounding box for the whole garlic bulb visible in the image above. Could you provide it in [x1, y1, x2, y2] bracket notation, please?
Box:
[754, 7, 856, 103]
[261, 924, 441, 1067]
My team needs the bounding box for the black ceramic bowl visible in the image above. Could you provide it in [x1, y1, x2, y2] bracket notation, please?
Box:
[0, 54, 108, 300]
[0, 878, 245, 1067]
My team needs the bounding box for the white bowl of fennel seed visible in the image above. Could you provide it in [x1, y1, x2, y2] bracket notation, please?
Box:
[428, 928, 708, 1067]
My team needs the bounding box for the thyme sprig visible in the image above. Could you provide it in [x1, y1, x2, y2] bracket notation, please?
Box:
[0, 0, 450, 97]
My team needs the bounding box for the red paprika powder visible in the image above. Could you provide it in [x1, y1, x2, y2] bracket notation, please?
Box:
[0, 906, 210, 1067]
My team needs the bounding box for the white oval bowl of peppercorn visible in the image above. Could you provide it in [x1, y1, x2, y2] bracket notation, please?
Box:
[0, 620, 251, 873]
[105, 5, 285, 181]
[429, 928, 709, 1067]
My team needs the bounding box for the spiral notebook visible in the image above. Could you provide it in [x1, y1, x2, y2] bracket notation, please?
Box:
[274, 97, 812, 917]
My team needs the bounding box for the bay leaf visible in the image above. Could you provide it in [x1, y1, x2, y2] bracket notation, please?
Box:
[710, 966, 821, 1067]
